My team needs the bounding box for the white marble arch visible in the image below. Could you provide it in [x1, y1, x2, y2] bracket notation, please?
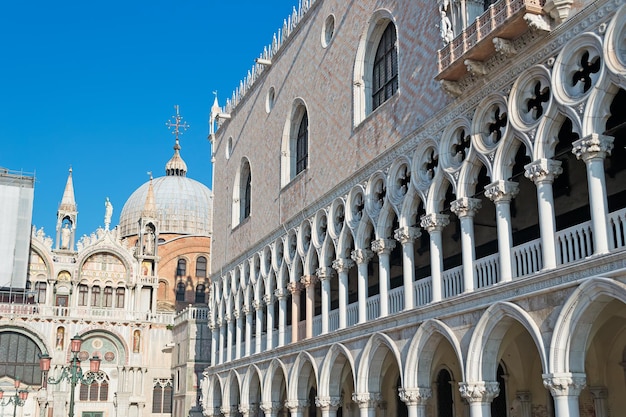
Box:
[404, 318, 465, 389]
[222, 369, 241, 413]
[549, 277, 626, 375]
[288, 351, 319, 402]
[317, 343, 356, 399]
[465, 301, 549, 383]
[262, 357, 288, 405]
[240, 364, 263, 412]
[355, 331, 403, 395]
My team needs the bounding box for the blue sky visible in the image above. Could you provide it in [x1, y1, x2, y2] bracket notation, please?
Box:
[2, 0, 297, 238]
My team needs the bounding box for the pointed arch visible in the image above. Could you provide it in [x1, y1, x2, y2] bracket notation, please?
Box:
[549, 277, 626, 374]
[318, 343, 357, 398]
[404, 319, 465, 388]
[466, 301, 548, 382]
[288, 351, 319, 401]
[355, 332, 403, 394]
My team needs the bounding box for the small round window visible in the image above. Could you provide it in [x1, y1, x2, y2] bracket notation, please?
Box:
[226, 137, 233, 160]
[266, 87, 276, 113]
[321, 14, 335, 48]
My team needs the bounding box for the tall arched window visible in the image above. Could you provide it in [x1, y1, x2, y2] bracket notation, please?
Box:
[195, 284, 206, 304]
[152, 379, 173, 413]
[176, 259, 187, 277]
[196, 256, 207, 278]
[241, 162, 252, 221]
[295, 110, 308, 175]
[372, 22, 398, 111]
[115, 288, 125, 308]
[91, 286, 101, 307]
[77, 284, 88, 306]
[80, 374, 109, 401]
[103, 286, 113, 308]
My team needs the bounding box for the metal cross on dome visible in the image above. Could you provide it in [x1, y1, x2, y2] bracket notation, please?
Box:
[165, 105, 189, 141]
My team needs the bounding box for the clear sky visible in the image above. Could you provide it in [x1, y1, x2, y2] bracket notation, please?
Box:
[2, 0, 298, 238]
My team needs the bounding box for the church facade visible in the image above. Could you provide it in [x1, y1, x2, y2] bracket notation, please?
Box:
[0, 126, 212, 417]
[204, 1, 626, 417]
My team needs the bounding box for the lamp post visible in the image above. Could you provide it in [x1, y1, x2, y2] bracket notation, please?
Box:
[0, 379, 29, 417]
[39, 335, 102, 417]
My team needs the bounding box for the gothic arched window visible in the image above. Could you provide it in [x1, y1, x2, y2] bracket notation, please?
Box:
[372, 22, 398, 111]
[241, 161, 252, 221]
[176, 281, 186, 302]
[195, 284, 206, 304]
[295, 110, 309, 175]
[176, 259, 187, 277]
[196, 256, 207, 278]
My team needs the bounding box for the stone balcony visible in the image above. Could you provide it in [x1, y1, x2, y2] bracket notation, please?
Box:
[436, 0, 546, 81]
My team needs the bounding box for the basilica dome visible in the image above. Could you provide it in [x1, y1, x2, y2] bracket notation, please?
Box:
[119, 139, 213, 238]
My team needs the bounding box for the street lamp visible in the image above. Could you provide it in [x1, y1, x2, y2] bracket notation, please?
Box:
[0, 378, 29, 417]
[39, 335, 102, 417]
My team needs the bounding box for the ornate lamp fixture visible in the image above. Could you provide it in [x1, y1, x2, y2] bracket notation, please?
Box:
[0, 378, 29, 417]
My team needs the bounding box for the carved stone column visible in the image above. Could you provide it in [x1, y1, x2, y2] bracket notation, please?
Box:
[589, 386, 608, 417]
[394, 226, 421, 310]
[525, 159, 562, 270]
[243, 304, 252, 357]
[225, 313, 233, 362]
[316, 396, 342, 417]
[209, 322, 218, 366]
[399, 387, 431, 417]
[253, 299, 263, 354]
[263, 293, 274, 350]
[371, 238, 397, 317]
[572, 134, 614, 255]
[351, 249, 373, 323]
[420, 213, 450, 302]
[515, 391, 532, 417]
[484, 180, 520, 282]
[274, 287, 287, 346]
[300, 275, 318, 339]
[285, 400, 309, 417]
[332, 257, 354, 328]
[217, 318, 225, 364]
[287, 281, 303, 343]
[542, 372, 586, 417]
[451, 197, 481, 293]
[352, 392, 381, 417]
[459, 381, 500, 417]
[316, 267, 334, 334]
[233, 309, 241, 360]
[238, 404, 251, 417]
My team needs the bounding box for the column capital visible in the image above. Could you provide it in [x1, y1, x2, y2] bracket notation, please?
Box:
[300, 274, 318, 288]
[260, 401, 283, 414]
[263, 293, 274, 306]
[316, 266, 335, 281]
[287, 281, 303, 295]
[332, 257, 355, 273]
[274, 287, 288, 300]
[394, 226, 421, 244]
[242, 304, 250, 315]
[398, 387, 432, 406]
[232, 309, 240, 319]
[220, 405, 237, 416]
[351, 248, 373, 264]
[572, 133, 614, 162]
[450, 197, 482, 218]
[315, 396, 342, 410]
[371, 238, 396, 254]
[589, 386, 608, 399]
[524, 158, 563, 184]
[420, 213, 450, 231]
[284, 399, 309, 411]
[484, 180, 519, 203]
[542, 372, 586, 397]
[458, 381, 500, 403]
[351, 392, 381, 408]
[252, 300, 263, 311]
[238, 404, 250, 415]
[224, 313, 231, 323]
[515, 391, 532, 402]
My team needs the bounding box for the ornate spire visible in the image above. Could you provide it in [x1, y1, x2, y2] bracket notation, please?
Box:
[142, 172, 157, 217]
[59, 167, 77, 211]
[165, 105, 188, 177]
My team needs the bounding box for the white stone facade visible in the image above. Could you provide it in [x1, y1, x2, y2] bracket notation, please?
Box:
[206, 1, 626, 417]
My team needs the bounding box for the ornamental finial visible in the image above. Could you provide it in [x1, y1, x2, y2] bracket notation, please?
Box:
[165, 105, 189, 144]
